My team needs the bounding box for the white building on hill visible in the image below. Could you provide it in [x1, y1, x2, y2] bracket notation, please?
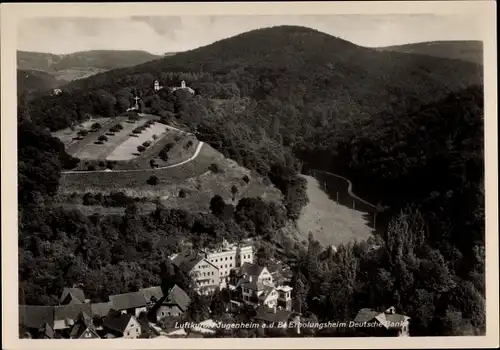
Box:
[202, 240, 254, 287]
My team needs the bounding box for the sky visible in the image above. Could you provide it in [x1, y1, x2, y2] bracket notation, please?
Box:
[17, 14, 484, 55]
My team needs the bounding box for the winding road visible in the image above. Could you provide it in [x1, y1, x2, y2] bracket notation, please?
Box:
[311, 169, 377, 211]
[62, 141, 204, 175]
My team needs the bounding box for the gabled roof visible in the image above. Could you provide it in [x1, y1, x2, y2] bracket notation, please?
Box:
[40, 322, 54, 339]
[69, 322, 100, 339]
[241, 279, 269, 292]
[152, 285, 191, 314]
[166, 285, 191, 312]
[54, 304, 92, 321]
[353, 308, 379, 323]
[90, 302, 113, 318]
[139, 286, 163, 303]
[253, 306, 292, 323]
[171, 252, 205, 273]
[19, 305, 54, 329]
[104, 313, 137, 334]
[109, 291, 147, 311]
[354, 307, 409, 330]
[241, 263, 266, 278]
[60, 288, 86, 304]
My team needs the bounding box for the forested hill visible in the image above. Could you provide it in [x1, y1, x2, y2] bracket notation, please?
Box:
[17, 69, 61, 95]
[17, 50, 162, 72]
[376, 41, 483, 65]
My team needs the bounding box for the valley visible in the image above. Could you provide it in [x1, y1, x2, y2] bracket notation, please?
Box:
[16, 24, 486, 338]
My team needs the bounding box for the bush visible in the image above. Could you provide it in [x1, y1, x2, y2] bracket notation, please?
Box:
[87, 165, 96, 171]
[243, 175, 250, 184]
[137, 145, 146, 153]
[98, 161, 105, 167]
[185, 140, 194, 149]
[174, 135, 182, 142]
[179, 189, 187, 198]
[147, 176, 159, 186]
[209, 163, 223, 174]
[132, 128, 142, 134]
[143, 141, 151, 148]
[98, 135, 108, 143]
[91, 122, 102, 131]
[150, 159, 158, 168]
[106, 161, 115, 169]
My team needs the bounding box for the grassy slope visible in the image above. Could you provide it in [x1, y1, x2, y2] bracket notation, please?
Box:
[59, 143, 283, 214]
[297, 175, 374, 247]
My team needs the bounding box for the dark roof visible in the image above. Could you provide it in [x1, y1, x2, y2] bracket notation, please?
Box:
[241, 279, 268, 291]
[140, 286, 164, 302]
[152, 285, 191, 315]
[104, 313, 136, 334]
[241, 263, 265, 277]
[41, 322, 54, 339]
[90, 302, 113, 318]
[171, 252, 204, 273]
[354, 308, 409, 329]
[60, 288, 86, 304]
[19, 305, 54, 329]
[253, 306, 292, 323]
[353, 308, 379, 323]
[109, 291, 147, 311]
[166, 285, 191, 312]
[54, 304, 92, 321]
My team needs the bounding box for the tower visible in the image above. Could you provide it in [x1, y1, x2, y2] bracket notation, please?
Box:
[154, 80, 160, 91]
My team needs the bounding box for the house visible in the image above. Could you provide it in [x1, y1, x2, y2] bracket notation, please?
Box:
[109, 291, 148, 317]
[68, 312, 100, 339]
[59, 287, 87, 305]
[171, 252, 219, 294]
[103, 313, 142, 339]
[202, 240, 254, 286]
[353, 306, 410, 337]
[253, 305, 300, 334]
[231, 263, 293, 310]
[149, 285, 191, 322]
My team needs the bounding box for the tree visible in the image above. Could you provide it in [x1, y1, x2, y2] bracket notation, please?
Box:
[210, 290, 226, 319]
[137, 145, 146, 153]
[97, 135, 108, 143]
[230, 185, 238, 201]
[179, 190, 187, 198]
[210, 195, 226, 217]
[147, 176, 159, 186]
[91, 122, 102, 131]
[186, 294, 210, 322]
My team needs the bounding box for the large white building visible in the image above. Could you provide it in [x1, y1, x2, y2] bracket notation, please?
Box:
[202, 240, 254, 287]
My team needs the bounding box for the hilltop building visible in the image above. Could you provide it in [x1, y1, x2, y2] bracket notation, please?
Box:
[153, 79, 195, 95]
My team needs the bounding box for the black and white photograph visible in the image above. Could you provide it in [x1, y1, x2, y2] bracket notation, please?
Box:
[1, 1, 498, 349]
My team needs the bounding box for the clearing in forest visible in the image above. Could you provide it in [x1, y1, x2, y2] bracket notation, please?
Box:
[297, 175, 374, 248]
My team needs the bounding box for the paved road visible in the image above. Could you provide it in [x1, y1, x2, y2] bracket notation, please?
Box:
[62, 141, 204, 174]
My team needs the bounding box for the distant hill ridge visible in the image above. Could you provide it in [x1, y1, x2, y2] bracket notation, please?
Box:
[376, 40, 483, 65]
[17, 49, 165, 71]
